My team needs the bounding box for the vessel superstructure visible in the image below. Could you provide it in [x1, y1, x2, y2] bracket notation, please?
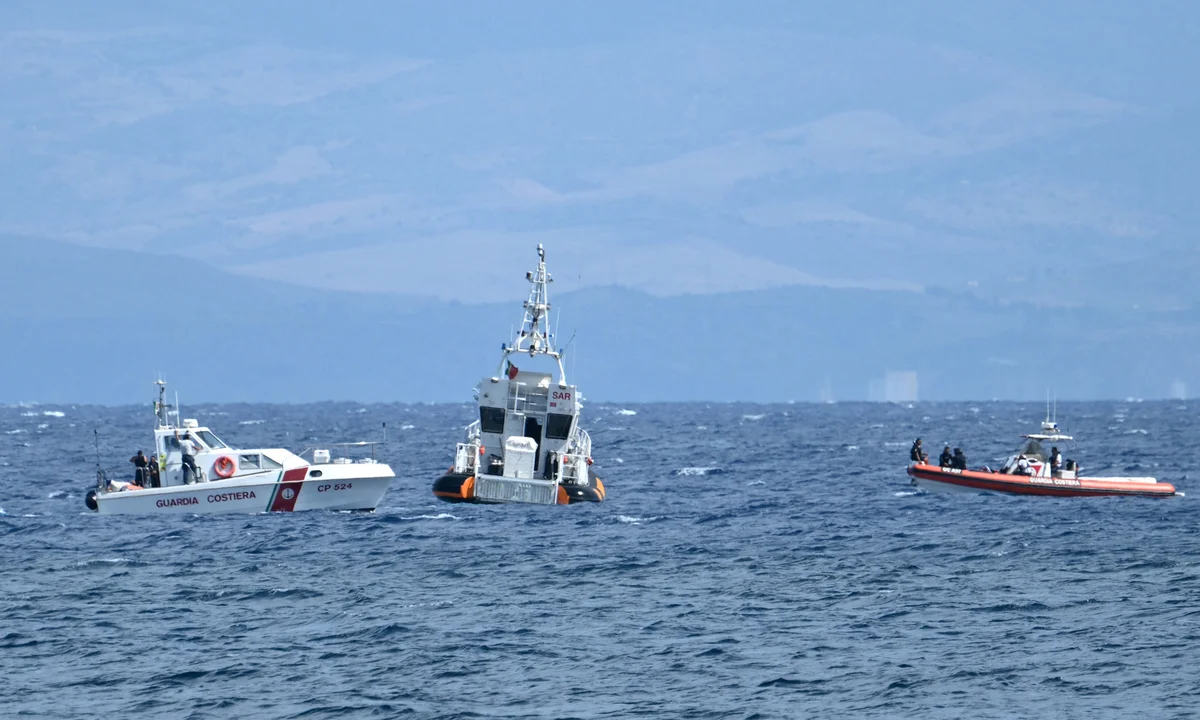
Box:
[433, 245, 604, 505]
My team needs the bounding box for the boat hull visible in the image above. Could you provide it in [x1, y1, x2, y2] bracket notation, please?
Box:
[92, 465, 395, 515]
[907, 464, 1175, 498]
[433, 471, 605, 505]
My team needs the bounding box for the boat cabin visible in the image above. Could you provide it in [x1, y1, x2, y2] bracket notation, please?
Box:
[474, 369, 580, 482]
[997, 427, 1078, 479]
[151, 419, 303, 487]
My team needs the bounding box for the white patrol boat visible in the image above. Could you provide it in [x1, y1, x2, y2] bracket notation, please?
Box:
[433, 244, 605, 505]
[85, 381, 396, 514]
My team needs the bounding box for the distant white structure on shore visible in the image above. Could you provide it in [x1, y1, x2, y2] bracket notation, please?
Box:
[1171, 380, 1187, 401]
[869, 371, 919, 403]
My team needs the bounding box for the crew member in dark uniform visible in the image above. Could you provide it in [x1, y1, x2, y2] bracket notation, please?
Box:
[130, 450, 148, 486]
[939, 445, 953, 468]
[147, 454, 162, 488]
[910, 438, 927, 463]
[1049, 446, 1063, 475]
[952, 447, 967, 470]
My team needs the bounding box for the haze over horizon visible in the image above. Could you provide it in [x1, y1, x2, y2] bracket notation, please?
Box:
[2, 2, 1197, 403]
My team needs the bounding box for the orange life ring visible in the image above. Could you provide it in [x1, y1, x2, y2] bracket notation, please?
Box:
[214, 456, 236, 479]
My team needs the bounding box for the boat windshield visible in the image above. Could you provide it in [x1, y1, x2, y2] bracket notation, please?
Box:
[1021, 439, 1045, 461]
[195, 430, 228, 450]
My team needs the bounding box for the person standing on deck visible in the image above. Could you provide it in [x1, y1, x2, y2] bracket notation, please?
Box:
[1049, 446, 1063, 475]
[129, 450, 148, 486]
[175, 430, 201, 484]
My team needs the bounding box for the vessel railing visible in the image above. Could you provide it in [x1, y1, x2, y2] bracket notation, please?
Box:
[454, 442, 478, 474]
[296, 440, 386, 462]
[555, 452, 589, 486]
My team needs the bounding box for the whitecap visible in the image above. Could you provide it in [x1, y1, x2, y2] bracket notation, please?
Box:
[615, 458, 624, 464]
[696, 426, 708, 431]
[845, 445, 860, 451]
[400, 513, 460, 521]
[239, 420, 265, 425]
[401, 424, 415, 430]
[616, 409, 637, 416]
[1126, 429, 1149, 435]
[747, 480, 766, 486]
[37, 423, 49, 430]
[42, 411, 65, 418]
[615, 515, 662, 524]
[894, 491, 919, 497]
[742, 414, 765, 421]
[5, 429, 23, 435]
[20, 412, 37, 417]
[356, 408, 369, 413]
[674, 467, 723, 476]
[47, 490, 70, 499]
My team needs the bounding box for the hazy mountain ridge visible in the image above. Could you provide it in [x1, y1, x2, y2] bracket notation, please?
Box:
[1, 238, 1194, 404]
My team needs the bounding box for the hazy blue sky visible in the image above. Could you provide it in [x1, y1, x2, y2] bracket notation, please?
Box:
[3, 1, 1197, 309]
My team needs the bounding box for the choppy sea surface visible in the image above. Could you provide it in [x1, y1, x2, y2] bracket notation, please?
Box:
[2, 400, 1198, 719]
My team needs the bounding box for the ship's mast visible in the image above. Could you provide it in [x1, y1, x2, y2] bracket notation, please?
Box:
[154, 379, 172, 429]
[501, 244, 568, 383]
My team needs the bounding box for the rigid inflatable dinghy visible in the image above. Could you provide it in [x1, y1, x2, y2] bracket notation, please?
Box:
[907, 419, 1175, 498]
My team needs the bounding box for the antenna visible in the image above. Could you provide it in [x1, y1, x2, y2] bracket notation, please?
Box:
[93, 429, 105, 490]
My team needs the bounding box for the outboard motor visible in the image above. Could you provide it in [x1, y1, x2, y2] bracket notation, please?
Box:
[85, 489, 98, 511]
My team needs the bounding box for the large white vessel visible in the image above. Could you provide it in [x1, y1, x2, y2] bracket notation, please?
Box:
[85, 381, 396, 514]
[433, 244, 605, 505]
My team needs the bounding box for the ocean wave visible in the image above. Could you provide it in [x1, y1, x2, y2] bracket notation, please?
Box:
[74, 558, 137, 567]
[615, 409, 637, 416]
[674, 467, 724, 476]
[742, 414, 765, 421]
[400, 513, 460, 521]
[239, 420, 265, 425]
[47, 491, 70, 499]
[1126, 429, 1149, 435]
[615, 515, 663, 524]
[401, 424, 416, 430]
[42, 411, 65, 418]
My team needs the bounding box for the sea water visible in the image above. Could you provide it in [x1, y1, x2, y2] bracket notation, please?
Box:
[1, 401, 1197, 718]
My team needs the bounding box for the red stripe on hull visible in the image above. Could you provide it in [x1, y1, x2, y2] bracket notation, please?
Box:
[269, 467, 308, 512]
[907, 465, 1174, 498]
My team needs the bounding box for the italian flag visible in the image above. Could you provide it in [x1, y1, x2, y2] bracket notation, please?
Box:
[506, 360, 519, 380]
